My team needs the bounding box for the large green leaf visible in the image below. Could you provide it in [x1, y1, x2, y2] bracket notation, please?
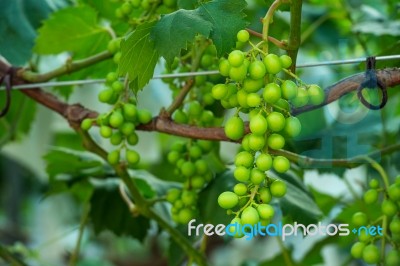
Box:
[152, 10, 213, 65]
[119, 22, 160, 92]
[34, 5, 110, 55]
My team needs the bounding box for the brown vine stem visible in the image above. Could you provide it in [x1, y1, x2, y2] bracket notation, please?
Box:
[246, 28, 287, 49]
[262, 0, 288, 53]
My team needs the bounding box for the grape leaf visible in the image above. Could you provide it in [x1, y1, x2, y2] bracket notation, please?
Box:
[198, 0, 248, 56]
[119, 22, 159, 92]
[34, 6, 110, 54]
[151, 10, 213, 65]
[178, 0, 198, 9]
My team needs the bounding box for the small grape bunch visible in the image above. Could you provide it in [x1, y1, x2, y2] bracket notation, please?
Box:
[114, 0, 177, 22]
[350, 177, 400, 265]
[165, 140, 214, 224]
[213, 29, 325, 233]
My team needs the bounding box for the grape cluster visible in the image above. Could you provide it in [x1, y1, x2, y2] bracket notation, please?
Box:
[214, 30, 325, 234]
[350, 177, 400, 265]
[113, 0, 177, 22]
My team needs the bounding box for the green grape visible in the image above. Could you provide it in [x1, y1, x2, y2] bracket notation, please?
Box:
[382, 199, 398, 216]
[275, 99, 290, 112]
[173, 109, 188, 124]
[352, 212, 368, 227]
[174, 199, 184, 209]
[123, 103, 137, 121]
[237, 89, 249, 108]
[229, 64, 248, 81]
[107, 150, 120, 165]
[181, 161, 196, 177]
[121, 2, 132, 15]
[246, 93, 261, 107]
[363, 189, 378, 204]
[386, 250, 400, 266]
[113, 52, 122, 64]
[235, 151, 254, 168]
[203, 93, 215, 105]
[195, 74, 207, 86]
[167, 150, 181, 164]
[248, 133, 266, 151]
[195, 159, 208, 175]
[201, 54, 214, 68]
[204, 45, 217, 56]
[109, 111, 124, 128]
[267, 133, 285, 150]
[308, 84, 324, 105]
[358, 229, 372, 242]
[243, 78, 264, 93]
[163, 0, 177, 8]
[237, 29, 250, 43]
[219, 59, 231, 77]
[120, 122, 135, 136]
[224, 116, 244, 140]
[250, 168, 265, 185]
[249, 114, 268, 135]
[362, 244, 380, 264]
[115, 8, 123, 19]
[350, 242, 365, 259]
[201, 110, 214, 125]
[127, 132, 138, 145]
[272, 156, 290, 173]
[248, 60, 266, 80]
[284, 117, 301, 138]
[106, 72, 118, 83]
[257, 204, 274, 219]
[126, 149, 140, 165]
[228, 50, 245, 67]
[234, 166, 251, 182]
[107, 39, 120, 54]
[291, 86, 309, 108]
[218, 191, 239, 209]
[390, 217, 400, 234]
[110, 132, 123, 145]
[188, 101, 202, 117]
[212, 84, 229, 100]
[263, 54, 282, 74]
[141, 0, 151, 9]
[241, 134, 251, 151]
[234, 183, 248, 196]
[137, 109, 152, 124]
[191, 175, 206, 189]
[98, 88, 114, 103]
[100, 125, 113, 138]
[369, 179, 379, 189]
[259, 187, 272, 203]
[241, 206, 260, 225]
[263, 83, 281, 104]
[166, 188, 181, 203]
[81, 118, 93, 131]
[181, 190, 197, 206]
[270, 180, 287, 197]
[280, 55, 292, 69]
[229, 217, 244, 238]
[256, 153, 273, 171]
[131, 0, 141, 8]
[281, 80, 298, 100]
[389, 183, 400, 201]
[171, 141, 186, 152]
[197, 140, 213, 153]
[267, 112, 286, 132]
[189, 145, 202, 159]
[178, 208, 194, 224]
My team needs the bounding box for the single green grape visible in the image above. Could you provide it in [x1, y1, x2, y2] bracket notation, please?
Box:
[308, 84, 325, 105]
[382, 199, 398, 216]
[263, 54, 282, 74]
[350, 242, 365, 259]
[181, 190, 197, 206]
[267, 133, 285, 150]
[110, 132, 123, 146]
[98, 88, 114, 103]
[280, 55, 292, 69]
[100, 125, 113, 138]
[120, 122, 135, 136]
[107, 150, 120, 165]
[137, 109, 152, 124]
[257, 204, 275, 220]
[256, 153, 272, 171]
[126, 149, 140, 165]
[250, 168, 265, 185]
[218, 191, 239, 209]
[248, 133, 266, 151]
[224, 116, 245, 140]
[246, 93, 261, 107]
[81, 118, 93, 131]
[241, 206, 260, 225]
[259, 187, 272, 203]
[250, 114, 268, 135]
[212, 84, 228, 100]
[181, 161, 196, 177]
[166, 188, 181, 203]
[235, 151, 254, 168]
[237, 29, 250, 43]
[284, 117, 301, 138]
[248, 60, 266, 80]
[363, 189, 378, 204]
[228, 50, 245, 67]
[281, 80, 298, 100]
[234, 183, 248, 196]
[234, 166, 251, 182]
[272, 156, 290, 173]
[270, 180, 287, 197]
[109, 111, 124, 128]
[219, 59, 231, 77]
[263, 83, 281, 104]
[243, 78, 264, 93]
[127, 132, 139, 146]
[291, 86, 309, 108]
[362, 244, 380, 264]
[352, 212, 368, 227]
[267, 112, 286, 132]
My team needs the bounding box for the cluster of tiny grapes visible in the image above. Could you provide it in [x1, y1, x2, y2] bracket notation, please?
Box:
[163, 43, 223, 224]
[214, 30, 325, 236]
[350, 177, 400, 265]
[113, 0, 177, 21]
[80, 38, 152, 167]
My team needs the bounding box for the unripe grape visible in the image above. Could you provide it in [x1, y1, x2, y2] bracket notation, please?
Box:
[369, 179, 379, 189]
[386, 250, 400, 266]
[263, 54, 282, 74]
[280, 55, 292, 69]
[270, 180, 287, 197]
[109, 112, 124, 128]
[237, 29, 250, 43]
[81, 118, 93, 131]
[352, 212, 368, 227]
[229, 217, 244, 238]
[241, 206, 260, 225]
[181, 190, 197, 206]
[363, 189, 378, 204]
[178, 208, 194, 224]
[127, 132, 138, 145]
[235, 151, 254, 168]
[259, 187, 272, 203]
[191, 175, 206, 189]
[218, 191, 239, 209]
[234, 183, 248, 196]
[201, 110, 214, 124]
[107, 150, 120, 165]
[267, 112, 286, 132]
[250, 168, 265, 185]
[272, 156, 290, 173]
[228, 50, 245, 67]
[110, 132, 123, 145]
[212, 84, 228, 100]
[362, 244, 380, 264]
[189, 145, 202, 159]
[137, 109, 152, 124]
[291, 86, 309, 108]
[100, 125, 113, 138]
[308, 84, 324, 105]
[248, 60, 266, 80]
[166, 188, 181, 203]
[197, 140, 213, 153]
[281, 80, 298, 100]
[131, 0, 141, 8]
[171, 141, 186, 152]
[173, 109, 188, 124]
[248, 133, 266, 151]
[256, 153, 272, 171]
[218, 59, 231, 77]
[267, 133, 285, 150]
[247, 93, 261, 107]
[224, 116, 244, 140]
[120, 122, 135, 136]
[167, 150, 181, 164]
[123, 103, 137, 121]
[263, 83, 281, 104]
[234, 166, 251, 182]
[382, 199, 398, 216]
[188, 101, 202, 117]
[200, 54, 214, 68]
[126, 149, 140, 165]
[237, 89, 249, 108]
[241, 134, 251, 151]
[163, 0, 177, 8]
[181, 161, 196, 177]
[229, 64, 248, 81]
[390, 217, 400, 234]
[141, 0, 151, 9]
[106, 72, 118, 83]
[257, 204, 274, 219]
[243, 78, 264, 93]
[389, 183, 400, 201]
[284, 117, 301, 138]
[350, 242, 365, 258]
[98, 88, 114, 103]
[195, 159, 208, 175]
[113, 52, 121, 64]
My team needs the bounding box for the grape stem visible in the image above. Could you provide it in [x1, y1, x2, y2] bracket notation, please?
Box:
[246, 28, 288, 49]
